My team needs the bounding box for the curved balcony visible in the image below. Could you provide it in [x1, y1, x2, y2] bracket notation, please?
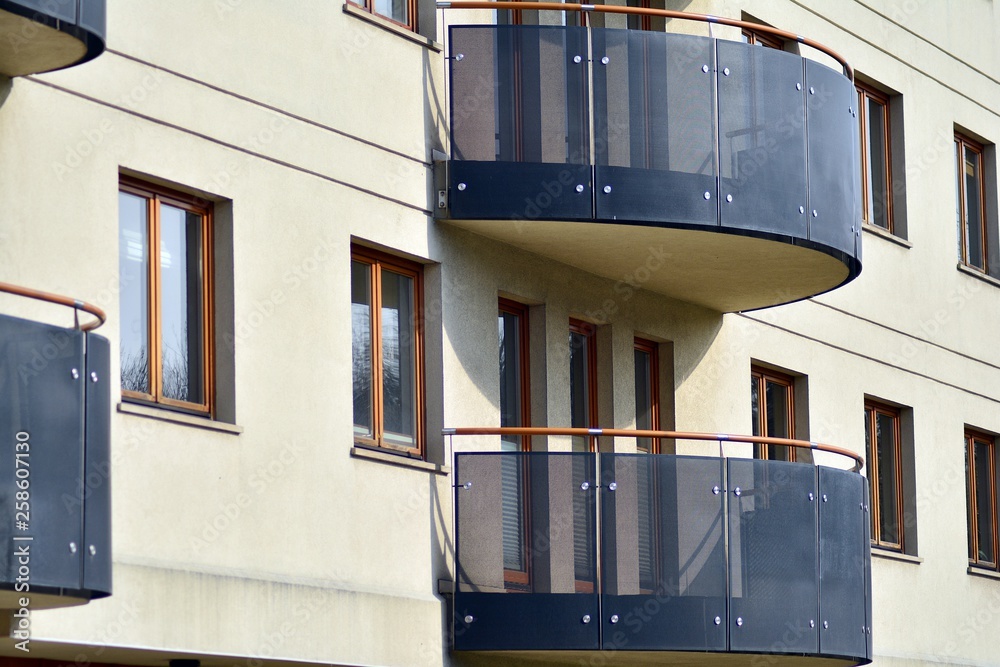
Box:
[437, 4, 861, 312]
[0, 282, 111, 609]
[0, 0, 106, 77]
[447, 428, 872, 667]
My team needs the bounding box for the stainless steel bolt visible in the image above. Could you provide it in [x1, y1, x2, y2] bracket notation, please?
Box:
[737, 617, 743, 627]
[734, 487, 741, 497]
[457, 183, 466, 191]
[90, 371, 99, 383]
[608, 481, 617, 491]
[610, 614, 620, 624]
[714, 616, 722, 625]
[576, 184, 585, 193]
[703, 191, 711, 200]
[603, 185, 612, 194]
[89, 545, 97, 556]
[723, 67, 730, 76]
[71, 368, 79, 379]
[582, 614, 591, 624]
[726, 194, 733, 203]
[601, 56, 610, 65]
[464, 615, 475, 624]
[69, 542, 78, 554]
[580, 481, 590, 491]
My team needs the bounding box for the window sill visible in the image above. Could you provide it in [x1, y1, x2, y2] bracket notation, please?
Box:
[342, 3, 442, 52]
[351, 445, 451, 475]
[117, 402, 243, 435]
[968, 566, 1000, 581]
[957, 263, 1000, 289]
[862, 223, 912, 248]
[871, 547, 922, 565]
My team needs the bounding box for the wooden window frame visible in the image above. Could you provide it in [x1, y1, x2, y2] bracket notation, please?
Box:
[956, 132, 989, 273]
[347, 0, 417, 32]
[750, 366, 795, 462]
[742, 27, 785, 50]
[119, 176, 214, 417]
[966, 430, 999, 570]
[634, 337, 660, 454]
[351, 245, 425, 458]
[498, 298, 532, 590]
[857, 83, 894, 233]
[865, 401, 904, 552]
[569, 319, 599, 452]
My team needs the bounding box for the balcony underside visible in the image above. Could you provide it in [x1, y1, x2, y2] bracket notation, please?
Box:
[445, 217, 852, 312]
[0, 0, 106, 77]
[455, 650, 860, 667]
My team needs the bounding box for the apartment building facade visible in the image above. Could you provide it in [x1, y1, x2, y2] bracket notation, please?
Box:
[0, 1, 997, 667]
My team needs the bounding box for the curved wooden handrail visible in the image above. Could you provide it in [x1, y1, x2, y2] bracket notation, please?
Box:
[0, 281, 107, 332]
[443, 426, 864, 471]
[437, 1, 853, 80]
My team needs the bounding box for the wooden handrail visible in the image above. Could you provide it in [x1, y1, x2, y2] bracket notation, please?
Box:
[437, 1, 854, 81]
[0, 281, 107, 332]
[443, 426, 864, 471]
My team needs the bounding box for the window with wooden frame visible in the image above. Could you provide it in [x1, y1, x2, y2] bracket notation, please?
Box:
[858, 83, 894, 232]
[351, 246, 424, 457]
[956, 132, 988, 272]
[347, 0, 416, 31]
[966, 430, 998, 570]
[865, 401, 904, 551]
[499, 298, 531, 590]
[741, 26, 784, 49]
[634, 338, 660, 454]
[569, 319, 598, 453]
[750, 366, 795, 462]
[118, 178, 213, 416]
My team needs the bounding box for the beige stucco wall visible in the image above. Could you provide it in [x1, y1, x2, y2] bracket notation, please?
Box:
[0, 1, 998, 666]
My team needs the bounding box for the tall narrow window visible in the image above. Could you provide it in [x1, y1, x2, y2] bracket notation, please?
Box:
[569, 319, 598, 452]
[956, 133, 987, 272]
[750, 366, 795, 461]
[966, 430, 998, 570]
[499, 299, 530, 590]
[348, 0, 416, 31]
[351, 246, 424, 457]
[858, 84, 893, 232]
[569, 319, 597, 593]
[865, 401, 903, 551]
[741, 27, 784, 49]
[119, 178, 213, 415]
[634, 338, 660, 453]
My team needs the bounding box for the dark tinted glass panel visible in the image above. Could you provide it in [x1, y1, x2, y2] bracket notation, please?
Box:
[119, 192, 150, 395]
[499, 311, 521, 445]
[718, 41, 807, 238]
[729, 458, 819, 654]
[819, 467, 867, 658]
[351, 262, 373, 438]
[381, 270, 416, 446]
[974, 440, 995, 564]
[159, 204, 204, 404]
[963, 145, 985, 269]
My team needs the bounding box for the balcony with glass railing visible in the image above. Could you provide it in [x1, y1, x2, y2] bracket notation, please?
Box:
[447, 427, 871, 667]
[0, 282, 112, 609]
[0, 0, 106, 77]
[436, 4, 861, 312]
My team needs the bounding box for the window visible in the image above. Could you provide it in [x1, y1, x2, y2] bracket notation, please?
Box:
[956, 132, 988, 271]
[741, 26, 784, 49]
[348, 0, 416, 31]
[351, 246, 424, 457]
[865, 401, 903, 551]
[750, 366, 795, 461]
[119, 178, 213, 415]
[634, 338, 660, 453]
[569, 319, 598, 452]
[858, 84, 893, 232]
[966, 430, 998, 570]
[499, 299, 531, 452]
[499, 299, 530, 590]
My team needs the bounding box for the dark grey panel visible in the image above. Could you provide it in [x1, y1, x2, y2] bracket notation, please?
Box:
[592, 30, 716, 226]
[450, 161, 593, 221]
[78, 0, 106, 38]
[717, 41, 808, 238]
[806, 60, 858, 256]
[818, 466, 866, 659]
[0, 315, 84, 592]
[864, 483, 873, 660]
[729, 459, 818, 654]
[449, 25, 589, 165]
[600, 454, 726, 651]
[9, 0, 76, 22]
[82, 333, 111, 596]
[454, 592, 600, 650]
